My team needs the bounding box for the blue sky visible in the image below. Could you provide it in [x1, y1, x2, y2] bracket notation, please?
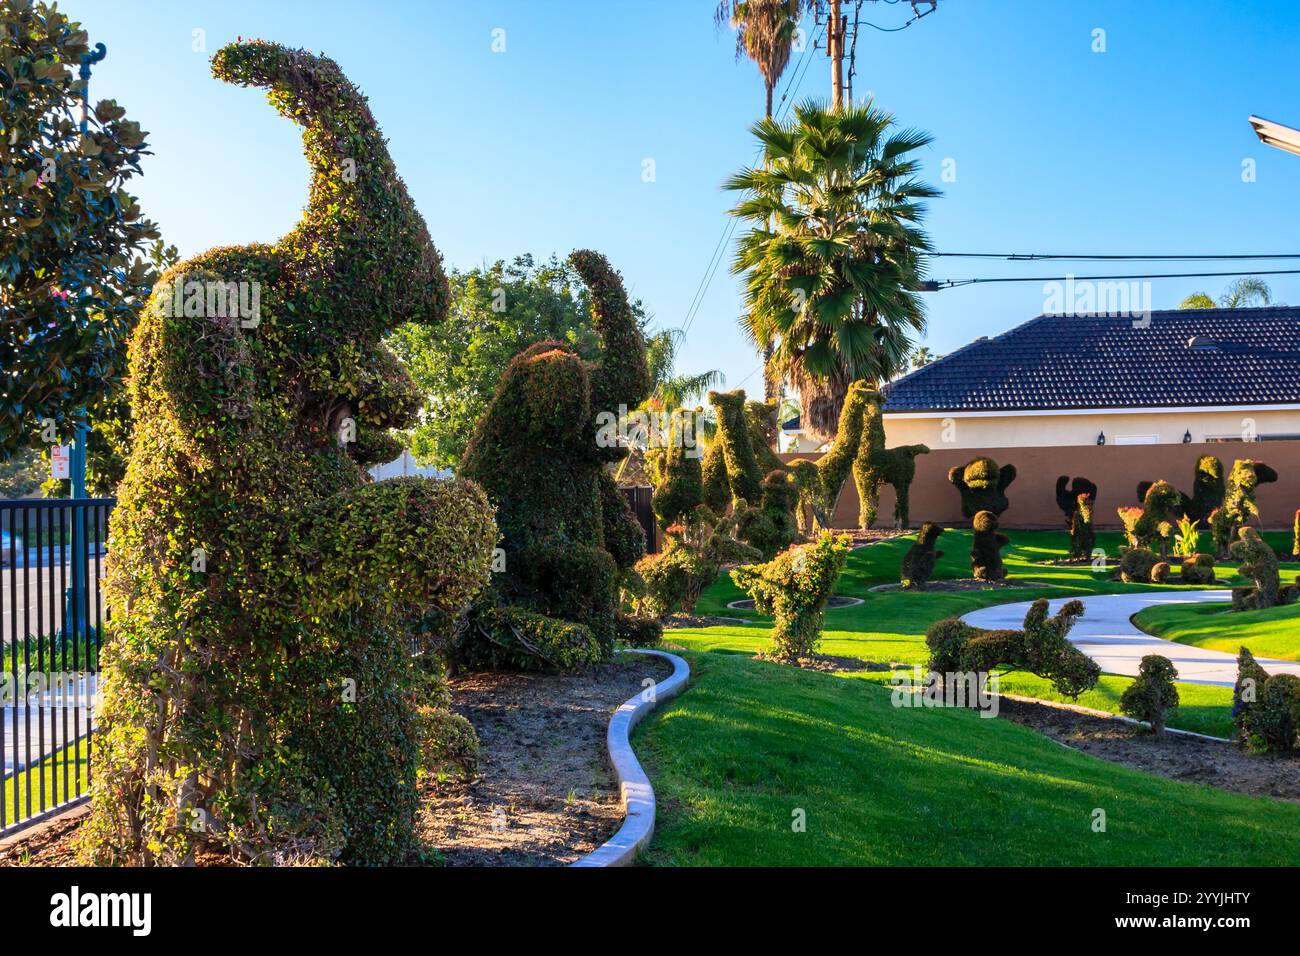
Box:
[74, 0, 1300, 397]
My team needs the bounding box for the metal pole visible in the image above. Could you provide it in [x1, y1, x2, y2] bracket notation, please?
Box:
[64, 43, 107, 640]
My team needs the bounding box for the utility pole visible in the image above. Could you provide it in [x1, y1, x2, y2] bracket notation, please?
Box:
[828, 0, 844, 109]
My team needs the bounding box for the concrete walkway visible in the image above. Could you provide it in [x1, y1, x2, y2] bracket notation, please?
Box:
[962, 590, 1300, 688]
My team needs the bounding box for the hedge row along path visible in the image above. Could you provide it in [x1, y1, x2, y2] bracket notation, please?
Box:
[963, 590, 1300, 687]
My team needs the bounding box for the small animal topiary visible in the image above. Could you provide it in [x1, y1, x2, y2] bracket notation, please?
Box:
[949, 457, 1017, 520]
[1230, 526, 1281, 610]
[900, 522, 945, 590]
[1150, 562, 1172, 583]
[970, 510, 1009, 582]
[1233, 646, 1271, 733]
[731, 532, 851, 661]
[1055, 476, 1098, 526]
[1180, 552, 1217, 585]
[84, 42, 500, 866]
[1120, 655, 1180, 734]
[459, 250, 659, 666]
[852, 386, 929, 529]
[1238, 665, 1300, 754]
[925, 598, 1099, 699]
[1138, 455, 1224, 525]
[1069, 492, 1095, 559]
[1119, 547, 1160, 584]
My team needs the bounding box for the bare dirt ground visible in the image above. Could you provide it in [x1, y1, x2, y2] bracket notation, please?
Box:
[418, 654, 672, 866]
[0, 654, 673, 867]
[997, 695, 1300, 801]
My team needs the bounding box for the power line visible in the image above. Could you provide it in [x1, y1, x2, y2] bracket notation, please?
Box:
[932, 251, 1300, 262]
[923, 267, 1300, 291]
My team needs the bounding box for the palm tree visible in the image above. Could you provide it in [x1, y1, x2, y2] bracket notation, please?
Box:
[910, 346, 941, 370]
[717, 0, 805, 119]
[726, 99, 937, 441]
[644, 328, 724, 411]
[1180, 277, 1276, 310]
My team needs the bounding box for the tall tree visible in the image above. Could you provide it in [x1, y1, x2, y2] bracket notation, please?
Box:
[716, 0, 804, 119]
[0, 1, 159, 457]
[727, 99, 937, 441]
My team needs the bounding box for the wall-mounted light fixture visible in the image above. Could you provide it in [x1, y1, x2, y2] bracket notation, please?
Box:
[1096, 432, 1106, 446]
[1183, 430, 1193, 444]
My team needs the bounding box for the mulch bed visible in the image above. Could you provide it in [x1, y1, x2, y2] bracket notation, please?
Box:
[418, 654, 672, 866]
[997, 696, 1300, 801]
[727, 595, 862, 610]
[759, 652, 898, 673]
[0, 654, 672, 868]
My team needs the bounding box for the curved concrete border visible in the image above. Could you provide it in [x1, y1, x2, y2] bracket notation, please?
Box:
[570, 648, 690, 868]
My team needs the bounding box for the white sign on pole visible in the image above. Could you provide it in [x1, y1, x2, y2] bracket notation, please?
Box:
[51, 444, 71, 480]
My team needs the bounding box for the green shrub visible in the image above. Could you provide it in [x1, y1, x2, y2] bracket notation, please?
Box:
[1068, 492, 1096, 559]
[1120, 655, 1180, 734]
[924, 618, 977, 675]
[1233, 646, 1271, 738]
[735, 469, 802, 559]
[457, 606, 603, 672]
[706, 389, 764, 506]
[970, 510, 1009, 581]
[1119, 546, 1160, 584]
[460, 249, 660, 661]
[900, 522, 945, 590]
[853, 386, 929, 529]
[1244, 674, 1300, 753]
[83, 42, 499, 867]
[1229, 526, 1280, 610]
[1138, 455, 1223, 525]
[1210, 459, 1279, 555]
[634, 505, 759, 618]
[416, 705, 480, 776]
[650, 408, 704, 531]
[1293, 509, 1300, 560]
[616, 613, 664, 648]
[1150, 562, 1172, 583]
[730, 532, 851, 661]
[1123, 480, 1183, 557]
[1180, 553, 1216, 585]
[948, 457, 1016, 520]
[789, 381, 871, 532]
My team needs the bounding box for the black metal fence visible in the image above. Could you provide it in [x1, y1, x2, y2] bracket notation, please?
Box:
[1, 498, 113, 834]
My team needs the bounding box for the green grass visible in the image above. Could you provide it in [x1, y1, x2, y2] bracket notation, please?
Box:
[635, 650, 1300, 865]
[1135, 600, 1300, 662]
[2, 740, 90, 833]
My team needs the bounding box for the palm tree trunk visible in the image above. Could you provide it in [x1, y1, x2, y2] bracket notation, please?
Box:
[765, 81, 774, 119]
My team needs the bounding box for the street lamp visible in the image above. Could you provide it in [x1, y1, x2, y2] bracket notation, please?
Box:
[1249, 115, 1300, 157]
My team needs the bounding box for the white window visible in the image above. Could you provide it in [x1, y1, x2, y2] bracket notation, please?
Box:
[1114, 434, 1158, 445]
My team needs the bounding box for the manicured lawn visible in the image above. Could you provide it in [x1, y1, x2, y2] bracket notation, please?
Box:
[1, 740, 89, 833]
[1135, 600, 1300, 662]
[636, 649, 1300, 865]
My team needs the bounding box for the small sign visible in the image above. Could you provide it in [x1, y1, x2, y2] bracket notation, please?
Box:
[51, 444, 70, 480]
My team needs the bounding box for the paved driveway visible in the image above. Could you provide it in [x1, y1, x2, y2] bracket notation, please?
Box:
[962, 590, 1300, 687]
[1, 674, 97, 774]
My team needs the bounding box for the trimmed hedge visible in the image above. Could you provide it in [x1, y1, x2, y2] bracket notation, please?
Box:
[1180, 552, 1217, 585]
[789, 380, 871, 532]
[1235, 648, 1300, 752]
[1230, 526, 1283, 611]
[1069, 492, 1095, 560]
[84, 42, 498, 866]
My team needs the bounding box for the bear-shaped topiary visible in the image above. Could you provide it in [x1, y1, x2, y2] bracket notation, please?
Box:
[1130, 480, 1184, 558]
[970, 510, 1009, 581]
[84, 42, 499, 866]
[458, 250, 659, 668]
[949, 457, 1017, 520]
[900, 522, 945, 590]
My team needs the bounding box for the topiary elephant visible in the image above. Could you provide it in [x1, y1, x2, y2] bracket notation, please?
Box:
[457, 250, 660, 669]
[85, 42, 499, 866]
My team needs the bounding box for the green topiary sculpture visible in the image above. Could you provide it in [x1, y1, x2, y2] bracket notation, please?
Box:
[1220, 459, 1279, 548]
[900, 522, 945, 590]
[735, 469, 803, 559]
[651, 408, 704, 531]
[1069, 492, 1095, 559]
[1130, 480, 1183, 558]
[731, 531, 851, 661]
[706, 389, 764, 506]
[1230, 526, 1282, 611]
[1292, 509, 1300, 560]
[1180, 552, 1217, 585]
[789, 380, 871, 532]
[970, 510, 1009, 581]
[84, 42, 499, 866]
[853, 386, 930, 529]
[1138, 455, 1224, 525]
[1120, 655, 1180, 734]
[1055, 476, 1098, 527]
[948, 457, 1017, 520]
[459, 250, 658, 667]
[1119, 546, 1160, 584]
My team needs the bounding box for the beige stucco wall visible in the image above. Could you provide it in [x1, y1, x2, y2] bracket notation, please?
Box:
[882, 407, 1300, 449]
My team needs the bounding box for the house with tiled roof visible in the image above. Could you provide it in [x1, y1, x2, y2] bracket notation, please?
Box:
[878, 307, 1300, 450]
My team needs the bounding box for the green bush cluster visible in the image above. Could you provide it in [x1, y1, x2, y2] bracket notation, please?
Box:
[1130, 480, 1182, 558]
[948, 457, 1016, 520]
[1119, 547, 1160, 584]
[925, 598, 1099, 699]
[84, 42, 499, 866]
[1234, 648, 1300, 752]
[970, 510, 1009, 581]
[1120, 655, 1180, 734]
[1180, 552, 1217, 585]
[1150, 562, 1172, 583]
[900, 522, 944, 590]
[457, 606, 604, 672]
[459, 250, 660, 666]
[730, 532, 851, 661]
